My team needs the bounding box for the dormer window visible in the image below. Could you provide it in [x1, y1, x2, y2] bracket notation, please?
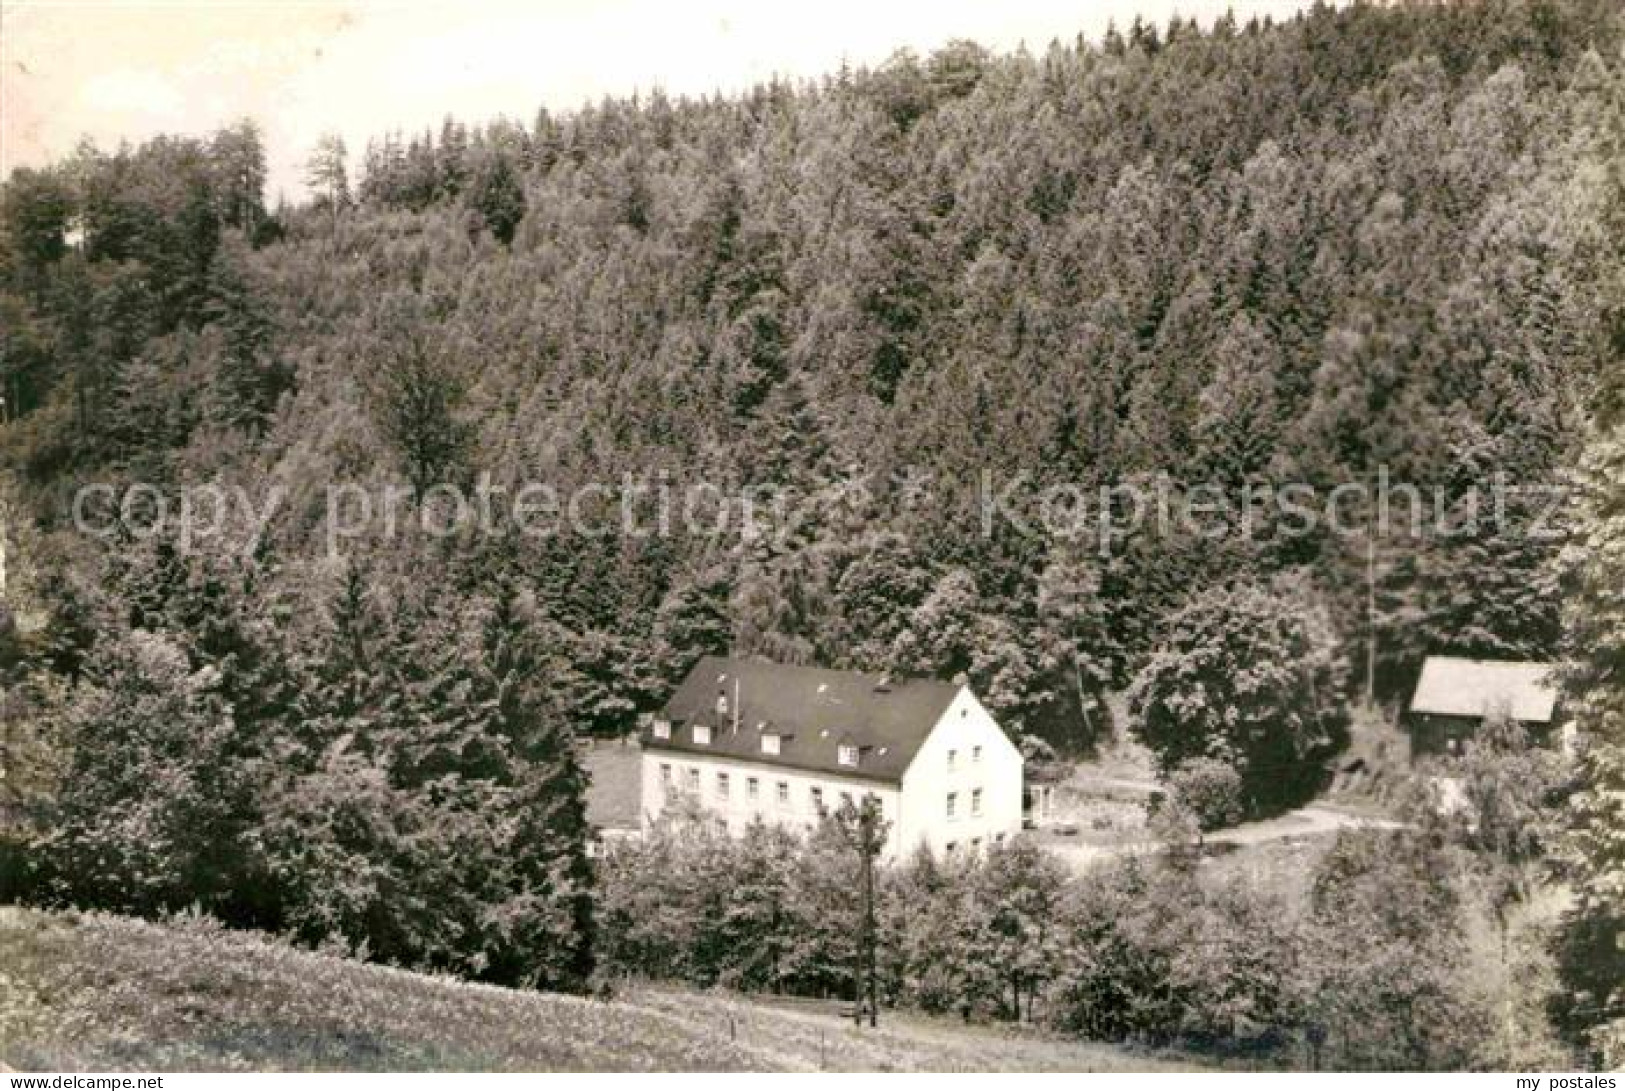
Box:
[761, 733, 781, 756]
[837, 743, 859, 767]
[716, 690, 729, 715]
[693, 724, 712, 745]
[652, 719, 671, 741]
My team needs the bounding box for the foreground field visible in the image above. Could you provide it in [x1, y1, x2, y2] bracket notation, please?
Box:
[0, 907, 764, 1071]
[628, 989, 1204, 1073]
[0, 908, 1193, 1072]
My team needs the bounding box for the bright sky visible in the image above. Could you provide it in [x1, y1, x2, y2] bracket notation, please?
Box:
[3, 0, 1324, 201]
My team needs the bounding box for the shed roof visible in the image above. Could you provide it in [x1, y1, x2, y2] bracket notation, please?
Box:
[647, 656, 964, 783]
[1408, 657, 1560, 724]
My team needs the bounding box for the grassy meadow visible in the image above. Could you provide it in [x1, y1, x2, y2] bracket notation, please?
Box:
[0, 907, 762, 1071]
[0, 907, 1194, 1072]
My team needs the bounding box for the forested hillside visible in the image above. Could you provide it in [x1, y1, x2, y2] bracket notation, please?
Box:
[2, 0, 1623, 1062]
[6, 1, 1622, 743]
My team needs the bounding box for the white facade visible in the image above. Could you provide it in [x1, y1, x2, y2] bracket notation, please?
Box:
[640, 684, 1022, 860]
[640, 752, 908, 855]
[896, 686, 1024, 857]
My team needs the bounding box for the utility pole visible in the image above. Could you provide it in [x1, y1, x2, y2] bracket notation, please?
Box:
[0, 493, 12, 795]
[0, 493, 9, 600]
[862, 816, 877, 1029]
[1366, 526, 1376, 710]
[837, 796, 887, 1029]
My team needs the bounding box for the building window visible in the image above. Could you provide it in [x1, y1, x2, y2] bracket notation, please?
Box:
[946, 841, 958, 854]
[693, 724, 712, 745]
[810, 786, 824, 812]
[652, 719, 671, 740]
[947, 749, 958, 771]
[837, 743, 859, 767]
[946, 792, 958, 819]
[687, 768, 700, 791]
[840, 791, 854, 809]
[777, 781, 789, 805]
[971, 788, 983, 817]
[972, 745, 982, 763]
[717, 771, 730, 798]
[660, 763, 672, 783]
[762, 733, 781, 756]
[866, 794, 883, 816]
[971, 838, 982, 851]
[995, 833, 1006, 844]
[747, 777, 760, 801]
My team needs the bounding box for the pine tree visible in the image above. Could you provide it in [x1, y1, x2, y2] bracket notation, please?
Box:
[650, 562, 734, 688]
[210, 118, 266, 235]
[1034, 550, 1120, 751]
[203, 241, 289, 431]
[466, 149, 525, 245]
[436, 117, 470, 200]
[365, 293, 474, 501]
[461, 586, 595, 989]
[304, 134, 350, 231]
[1554, 423, 1625, 1066]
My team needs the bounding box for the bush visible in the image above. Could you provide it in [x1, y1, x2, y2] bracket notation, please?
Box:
[1165, 758, 1246, 833]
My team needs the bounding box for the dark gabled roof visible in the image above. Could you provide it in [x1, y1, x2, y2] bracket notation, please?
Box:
[1408, 657, 1560, 724]
[647, 656, 963, 783]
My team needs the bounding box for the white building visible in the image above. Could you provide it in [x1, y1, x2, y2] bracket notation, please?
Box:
[640, 656, 1024, 859]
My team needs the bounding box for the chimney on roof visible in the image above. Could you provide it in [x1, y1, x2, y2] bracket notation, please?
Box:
[873, 674, 892, 693]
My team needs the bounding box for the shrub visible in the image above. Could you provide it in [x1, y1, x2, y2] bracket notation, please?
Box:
[1166, 758, 1246, 833]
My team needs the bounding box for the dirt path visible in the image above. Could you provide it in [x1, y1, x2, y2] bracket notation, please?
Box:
[1214, 804, 1402, 846]
[1065, 770, 1399, 842]
[1039, 773, 1403, 873]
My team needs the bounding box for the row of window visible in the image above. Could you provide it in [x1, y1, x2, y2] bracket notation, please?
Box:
[658, 764, 883, 816]
[653, 719, 983, 776]
[657, 763, 985, 821]
[946, 833, 1006, 854]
